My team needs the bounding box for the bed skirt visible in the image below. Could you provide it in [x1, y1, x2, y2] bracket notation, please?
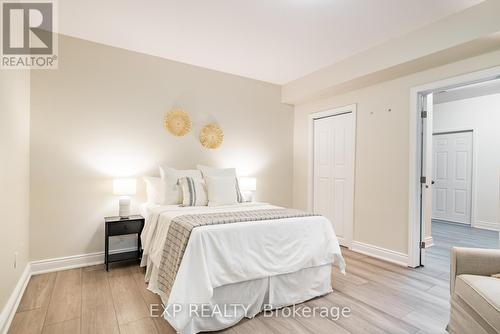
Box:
[145, 263, 333, 334]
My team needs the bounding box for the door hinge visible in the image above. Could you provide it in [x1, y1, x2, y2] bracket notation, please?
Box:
[420, 241, 426, 249]
[420, 176, 427, 184]
[421, 110, 427, 118]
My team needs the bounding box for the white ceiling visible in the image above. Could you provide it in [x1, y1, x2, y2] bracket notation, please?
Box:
[57, 0, 484, 84]
[434, 78, 500, 104]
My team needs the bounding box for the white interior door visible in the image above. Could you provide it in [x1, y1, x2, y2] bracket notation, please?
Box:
[432, 131, 473, 224]
[313, 112, 355, 247]
[422, 93, 434, 252]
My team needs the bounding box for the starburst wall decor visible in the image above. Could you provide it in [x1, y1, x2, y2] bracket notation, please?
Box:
[164, 107, 192, 137]
[199, 123, 224, 149]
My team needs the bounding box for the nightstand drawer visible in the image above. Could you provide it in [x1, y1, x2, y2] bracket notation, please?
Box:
[108, 220, 142, 235]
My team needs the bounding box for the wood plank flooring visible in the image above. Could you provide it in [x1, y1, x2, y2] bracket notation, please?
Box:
[426, 220, 499, 274]
[9, 249, 451, 334]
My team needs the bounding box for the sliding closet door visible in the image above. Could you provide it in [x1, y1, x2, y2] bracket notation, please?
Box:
[313, 112, 355, 247]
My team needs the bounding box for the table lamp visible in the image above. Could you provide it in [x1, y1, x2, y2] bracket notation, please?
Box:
[113, 178, 136, 218]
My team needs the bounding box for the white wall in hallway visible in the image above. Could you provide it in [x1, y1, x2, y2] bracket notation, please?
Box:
[433, 93, 500, 230]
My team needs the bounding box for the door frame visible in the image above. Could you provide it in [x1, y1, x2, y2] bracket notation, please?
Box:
[432, 129, 475, 227]
[408, 66, 500, 268]
[308, 104, 357, 248]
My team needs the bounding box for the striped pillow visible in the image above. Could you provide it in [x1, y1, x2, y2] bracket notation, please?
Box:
[236, 178, 244, 203]
[179, 177, 208, 207]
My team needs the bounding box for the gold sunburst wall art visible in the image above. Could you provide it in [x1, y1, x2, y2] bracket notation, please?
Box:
[199, 123, 224, 149]
[164, 107, 192, 137]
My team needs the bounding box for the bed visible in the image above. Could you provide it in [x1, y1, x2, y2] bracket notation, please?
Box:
[140, 201, 345, 334]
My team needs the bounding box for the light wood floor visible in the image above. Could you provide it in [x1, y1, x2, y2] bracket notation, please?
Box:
[9, 248, 450, 334]
[426, 220, 499, 273]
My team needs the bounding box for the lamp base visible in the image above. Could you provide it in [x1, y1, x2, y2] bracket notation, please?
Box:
[118, 197, 131, 218]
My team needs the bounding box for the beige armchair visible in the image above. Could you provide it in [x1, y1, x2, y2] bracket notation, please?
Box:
[448, 247, 500, 334]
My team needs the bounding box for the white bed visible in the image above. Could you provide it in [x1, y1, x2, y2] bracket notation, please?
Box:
[140, 202, 345, 334]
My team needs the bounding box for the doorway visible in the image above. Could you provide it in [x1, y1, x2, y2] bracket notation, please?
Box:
[310, 104, 356, 248]
[409, 67, 500, 268]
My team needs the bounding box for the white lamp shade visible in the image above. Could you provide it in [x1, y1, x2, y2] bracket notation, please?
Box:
[113, 178, 137, 196]
[239, 177, 257, 191]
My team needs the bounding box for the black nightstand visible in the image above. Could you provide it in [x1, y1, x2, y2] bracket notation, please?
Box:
[104, 215, 145, 271]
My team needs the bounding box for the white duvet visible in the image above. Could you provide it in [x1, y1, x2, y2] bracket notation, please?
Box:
[140, 202, 345, 329]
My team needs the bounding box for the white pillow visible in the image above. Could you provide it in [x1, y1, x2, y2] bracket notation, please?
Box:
[143, 176, 162, 204]
[197, 165, 236, 178]
[205, 176, 239, 206]
[159, 166, 203, 205]
[179, 177, 208, 206]
[197, 165, 243, 202]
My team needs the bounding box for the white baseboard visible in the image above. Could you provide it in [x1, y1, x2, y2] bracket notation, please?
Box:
[424, 236, 434, 248]
[30, 247, 138, 275]
[473, 220, 499, 231]
[336, 236, 352, 248]
[1, 247, 138, 333]
[0, 264, 31, 334]
[30, 251, 104, 275]
[351, 241, 409, 267]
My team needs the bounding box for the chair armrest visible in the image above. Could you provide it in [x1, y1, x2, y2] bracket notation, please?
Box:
[450, 247, 500, 293]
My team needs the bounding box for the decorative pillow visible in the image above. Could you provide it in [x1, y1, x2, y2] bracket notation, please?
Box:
[235, 178, 243, 203]
[197, 165, 243, 203]
[159, 166, 203, 205]
[197, 165, 236, 177]
[143, 176, 162, 204]
[205, 176, 239, 206]
[179, 177, 208, 206]
[492, 273, 500, 279]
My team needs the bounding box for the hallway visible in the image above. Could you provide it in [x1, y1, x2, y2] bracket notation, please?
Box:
[425, 220, 499, 274]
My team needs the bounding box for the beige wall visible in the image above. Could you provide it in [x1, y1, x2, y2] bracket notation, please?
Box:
[30, 35, 294, 260]
[293, 49, 500, 254]
[0, 70, 30, 312]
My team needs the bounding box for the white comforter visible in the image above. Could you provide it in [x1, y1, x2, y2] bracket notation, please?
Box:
[140, 202, 345, 319]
